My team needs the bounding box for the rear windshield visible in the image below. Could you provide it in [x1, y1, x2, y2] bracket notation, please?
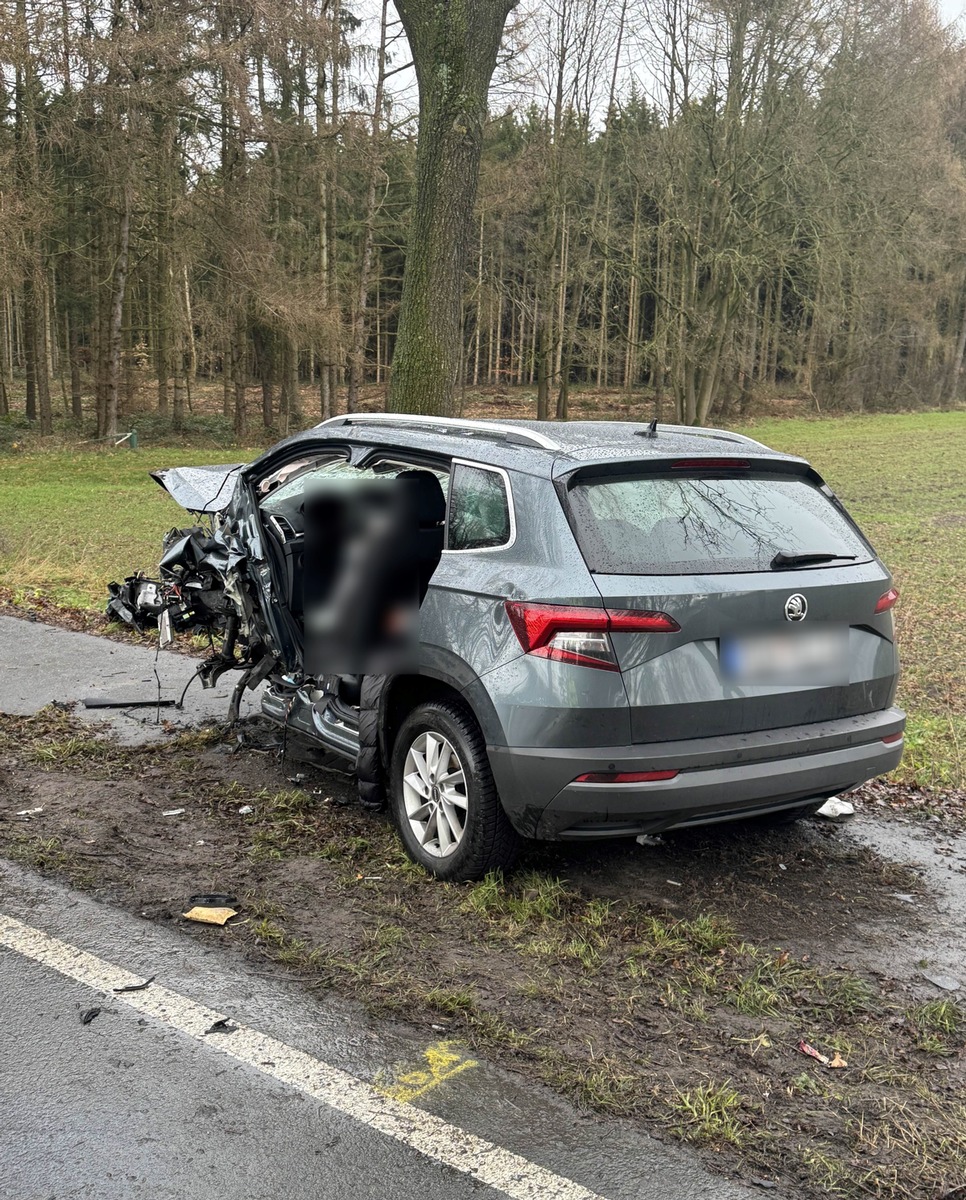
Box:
[567, 474, 873, 575]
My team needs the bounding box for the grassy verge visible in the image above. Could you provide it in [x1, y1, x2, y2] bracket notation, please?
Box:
[0, 446, 255, 609]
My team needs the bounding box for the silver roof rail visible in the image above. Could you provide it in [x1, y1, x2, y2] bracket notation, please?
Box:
[318, 412, 562, 451]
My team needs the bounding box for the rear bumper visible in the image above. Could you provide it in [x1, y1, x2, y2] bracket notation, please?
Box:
[487, 707, 905, 839]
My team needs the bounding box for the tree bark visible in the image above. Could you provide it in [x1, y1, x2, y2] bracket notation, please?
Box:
[0, 297, 9, 416]
[280, 335, 298, 435]
[104, 191, 131, 439]
[23, 279, 38, 423]
[348, 0, 389, 413]
[232, 315, 247, 440]
[942, 271, 966, 409]
[536, 315, 550, 421]
[388, 0, 517, 416]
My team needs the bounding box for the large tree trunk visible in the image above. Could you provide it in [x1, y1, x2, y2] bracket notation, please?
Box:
[104, 192, 131, 439]
[0, 295, 8, 416]
[156, 218, 171, 416]
[388, 0, 516, 416]
[280, 335, 298, 435]
[536, 316, 550, 421]
[65, 172, 84, 422]
[232, 314, 247, 439]
[348, 0, 389, 413]
[942, 271, 966, 409]
[23, 279, 38, 423]
[252, 324, 275, 427]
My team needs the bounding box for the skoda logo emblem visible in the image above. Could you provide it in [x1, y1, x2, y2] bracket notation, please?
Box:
[784, 593, 808, 622]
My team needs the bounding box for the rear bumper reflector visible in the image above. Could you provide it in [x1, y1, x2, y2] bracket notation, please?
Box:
[574, 769, 680, 784]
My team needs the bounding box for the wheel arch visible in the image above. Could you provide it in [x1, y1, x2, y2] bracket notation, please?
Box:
[379, 670, 504, 771]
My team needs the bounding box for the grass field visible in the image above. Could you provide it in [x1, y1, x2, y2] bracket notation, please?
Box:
[741, 413, 966, 789]
[0, 445, 253, 608]
[0, 410, 963, 786]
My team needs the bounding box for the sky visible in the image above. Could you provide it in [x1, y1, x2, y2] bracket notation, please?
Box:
[350, 0, 966, 129]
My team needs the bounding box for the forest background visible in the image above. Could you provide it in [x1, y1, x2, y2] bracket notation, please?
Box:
[2, 0, 966, 440]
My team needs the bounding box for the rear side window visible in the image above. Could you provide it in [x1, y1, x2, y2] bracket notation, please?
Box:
[448, 463, 511, 551]
[568, 474, 872, 575]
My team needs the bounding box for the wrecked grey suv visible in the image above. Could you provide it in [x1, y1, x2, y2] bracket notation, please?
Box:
[143, 415, 904, 880]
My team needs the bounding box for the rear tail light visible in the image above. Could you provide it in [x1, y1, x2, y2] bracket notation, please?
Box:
[882, 732, 903, 745]
[505, 601, 680, 673]
[875, 587, 899, 614]
[574, 769, 679, 783]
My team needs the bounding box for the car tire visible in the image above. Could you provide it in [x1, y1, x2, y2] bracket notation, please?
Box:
[390, 699, 520, 881]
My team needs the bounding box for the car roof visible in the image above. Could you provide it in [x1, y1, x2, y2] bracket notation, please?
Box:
[281, 414, 802, 477]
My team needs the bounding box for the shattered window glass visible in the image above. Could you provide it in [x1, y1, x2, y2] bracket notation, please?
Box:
[259, 455, 354, 510]
[448, 465, 511, 551]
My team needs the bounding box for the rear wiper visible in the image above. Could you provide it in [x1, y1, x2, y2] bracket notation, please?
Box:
[770, 550, 857, 570]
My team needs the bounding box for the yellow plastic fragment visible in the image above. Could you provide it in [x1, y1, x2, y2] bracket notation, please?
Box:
[182, 906, 238, 926]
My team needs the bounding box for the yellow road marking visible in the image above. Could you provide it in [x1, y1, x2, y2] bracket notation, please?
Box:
[376, 1040, 479, 1103]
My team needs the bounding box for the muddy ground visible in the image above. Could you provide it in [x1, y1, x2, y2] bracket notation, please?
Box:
[2, 707, 965, 1199]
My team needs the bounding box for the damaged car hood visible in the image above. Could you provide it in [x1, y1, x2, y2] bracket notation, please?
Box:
[150, 464, 245, 514]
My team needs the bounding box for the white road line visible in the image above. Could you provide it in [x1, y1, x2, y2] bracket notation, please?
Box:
[0, 912, 606, 1200]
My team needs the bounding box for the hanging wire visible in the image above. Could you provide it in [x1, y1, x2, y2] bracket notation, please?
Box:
[177, 667, 202, 710]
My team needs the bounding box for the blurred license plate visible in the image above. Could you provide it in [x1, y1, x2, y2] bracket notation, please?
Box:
[720, 627, 849, 685]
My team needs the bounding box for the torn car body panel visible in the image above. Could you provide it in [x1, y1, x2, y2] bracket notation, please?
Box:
[105, 574, 165, 629]
[149, 464, 245, 514]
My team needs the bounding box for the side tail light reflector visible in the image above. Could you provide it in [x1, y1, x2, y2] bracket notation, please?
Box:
[882, 732, 903, 745]
[875, 588, 899, 614]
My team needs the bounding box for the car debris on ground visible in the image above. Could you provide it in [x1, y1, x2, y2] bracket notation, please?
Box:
[204, 1018, 238, 1035]
[182, 893, 239, 926]
[921, 971, 961, 992]
[797, 1040, 847, 1068]
[815, 797, 855, 821]
[182, 905, 238, 925]
[112, 976, 155, 994]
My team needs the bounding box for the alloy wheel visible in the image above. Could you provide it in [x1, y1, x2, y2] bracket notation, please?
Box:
[401, 731, 468, 858]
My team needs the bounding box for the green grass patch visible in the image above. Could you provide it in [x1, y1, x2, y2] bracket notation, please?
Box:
[668, 1080, 745, 1146]
[907, 998, 964, 1055]
[0, 446, 257, 609]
